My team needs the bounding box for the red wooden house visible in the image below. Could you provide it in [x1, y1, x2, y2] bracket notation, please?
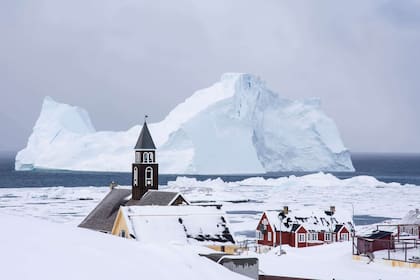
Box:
[256, 207, 353, 248]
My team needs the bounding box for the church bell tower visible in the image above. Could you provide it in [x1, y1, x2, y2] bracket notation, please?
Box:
[132, 120, 158, 200]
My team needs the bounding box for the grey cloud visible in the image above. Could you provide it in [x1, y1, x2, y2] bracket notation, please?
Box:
[1, 0, 419, 152]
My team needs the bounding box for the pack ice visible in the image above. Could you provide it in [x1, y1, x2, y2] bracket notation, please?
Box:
[15, 73, 354, 173]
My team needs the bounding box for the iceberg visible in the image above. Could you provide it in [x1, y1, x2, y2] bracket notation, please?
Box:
[15, 73, 354, 173]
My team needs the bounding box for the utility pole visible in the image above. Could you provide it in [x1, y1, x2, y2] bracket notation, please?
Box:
[278, 206, 288, 256]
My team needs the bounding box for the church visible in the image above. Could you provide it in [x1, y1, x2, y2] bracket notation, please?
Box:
[79, 121, 236, 252]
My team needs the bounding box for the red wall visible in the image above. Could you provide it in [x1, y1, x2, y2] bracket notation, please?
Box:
[275, 231, 290, 246]
[257, 213, 275, 246]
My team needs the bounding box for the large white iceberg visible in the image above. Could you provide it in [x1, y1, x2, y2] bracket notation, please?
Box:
[15, 73, 354, 173]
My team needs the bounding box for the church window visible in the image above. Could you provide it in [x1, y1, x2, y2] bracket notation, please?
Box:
[145, 167, 153, 186]
[142, 152, 154, 163]
[133, 167, 138, 186]
[135, 152, 141, 163]
[143, 152, 149, 163]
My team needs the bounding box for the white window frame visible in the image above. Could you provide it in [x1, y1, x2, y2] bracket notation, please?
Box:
[312, 233, 318, 241]
[142, 152, 154, 163]
[325, 232, 331, 242]
[256, 231, 263, 240]
[143, 152, 149, 163]
[268, 231, 272, 241]
[133, 167, 138, 186]
[340, 233, 349, 241]
[298, 233, 306, 242]
[135, 152, 141, 163]
[145, 166, 153, 186]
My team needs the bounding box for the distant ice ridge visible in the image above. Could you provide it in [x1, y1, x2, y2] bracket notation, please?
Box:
[15, 73, 354, 173]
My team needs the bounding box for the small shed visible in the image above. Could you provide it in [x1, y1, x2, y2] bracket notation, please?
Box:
[356, 230, 394, 254]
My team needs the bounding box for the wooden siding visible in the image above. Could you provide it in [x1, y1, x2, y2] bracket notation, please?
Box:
[206, 245, 238, 254]
[111, 209, 132, 239]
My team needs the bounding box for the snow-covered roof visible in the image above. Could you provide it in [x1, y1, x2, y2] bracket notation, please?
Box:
[79, 188, 131, 232]
[121, 206, 235, 246]
[79, 189, 188, 233]
[262, 208, 353, 233]
[400, 209, 420, 224]
[358, 230, 393, 240]
[126, 190, 188, 206]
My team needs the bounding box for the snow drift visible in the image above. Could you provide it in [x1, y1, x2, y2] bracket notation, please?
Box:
[15, 73, 354, 173]
[0, 214, 247, 280]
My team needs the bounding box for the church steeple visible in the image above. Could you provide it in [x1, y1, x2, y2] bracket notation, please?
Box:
[134, 121, 156, 150]
[132, 120, 159, 200]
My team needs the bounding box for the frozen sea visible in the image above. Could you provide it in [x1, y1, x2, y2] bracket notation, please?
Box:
[0, 152, 419, 239]
[2, 153, 420, 188]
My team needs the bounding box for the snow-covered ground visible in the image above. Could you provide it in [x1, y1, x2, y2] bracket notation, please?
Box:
[15, 73, 354, 174]
[1, 172, 419, 279]
[256, 242, 420, 279]
[0, 213, 247, 280]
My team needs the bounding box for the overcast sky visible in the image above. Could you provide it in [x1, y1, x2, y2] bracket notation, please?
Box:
[1, 0, 420, 153]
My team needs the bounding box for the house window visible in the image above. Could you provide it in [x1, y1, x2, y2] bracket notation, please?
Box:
[145, 167, 153, 186]
[120, 230, 126, 238]
[256, 231, 263, 239]
[312, 233, 318, 241]
[298, 233, 306, 242]
[325, 233, 331, 241]
[268, 231, 272, 241]
[340, 233, 349, 241]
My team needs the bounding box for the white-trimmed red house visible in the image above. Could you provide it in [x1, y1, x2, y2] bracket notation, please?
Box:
[256, 207, 353, 248]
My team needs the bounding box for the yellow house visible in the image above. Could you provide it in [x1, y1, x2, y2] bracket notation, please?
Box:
[111, 205, 237, 254]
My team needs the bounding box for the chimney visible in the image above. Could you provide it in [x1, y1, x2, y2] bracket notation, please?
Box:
[109, 181, 117, 190]
[283, 206, 289, 215]
[330, 206, 336, 214]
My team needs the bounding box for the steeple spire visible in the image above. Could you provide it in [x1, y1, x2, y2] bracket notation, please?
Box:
[134, 119, 156, 150]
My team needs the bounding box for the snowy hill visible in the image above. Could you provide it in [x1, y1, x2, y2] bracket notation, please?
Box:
[0, 213, 247, 280]
[15, 73, 354, 173]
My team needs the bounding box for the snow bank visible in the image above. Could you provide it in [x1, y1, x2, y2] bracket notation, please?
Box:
[0, 213, 247, 280]
[168, 172, 415, 189]
[257, 242, 420, 280]
[16, 73, 354, 174]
